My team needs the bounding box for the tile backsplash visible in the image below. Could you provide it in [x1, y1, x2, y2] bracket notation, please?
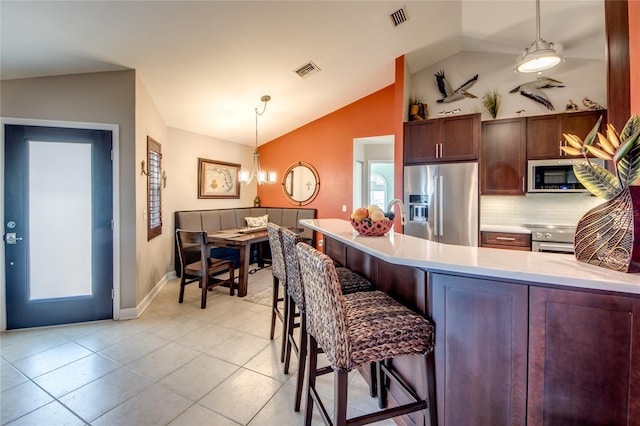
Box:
[481, 194, 603, 227]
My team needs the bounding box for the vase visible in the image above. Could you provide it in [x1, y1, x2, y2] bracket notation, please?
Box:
[574, 185, 640, 272]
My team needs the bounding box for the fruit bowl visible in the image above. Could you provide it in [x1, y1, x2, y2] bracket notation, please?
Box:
[350, 218, 394, 236]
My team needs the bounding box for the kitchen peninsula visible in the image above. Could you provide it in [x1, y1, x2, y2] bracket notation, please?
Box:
[300, 218, 640, 426]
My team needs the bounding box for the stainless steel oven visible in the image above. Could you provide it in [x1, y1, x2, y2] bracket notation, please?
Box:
[527, 224, 576, 254]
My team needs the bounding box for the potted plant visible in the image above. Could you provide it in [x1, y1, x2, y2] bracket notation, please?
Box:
[408, 96, 427, 120]
[561, 114, 640, 272]
[482, 88, 501, 119]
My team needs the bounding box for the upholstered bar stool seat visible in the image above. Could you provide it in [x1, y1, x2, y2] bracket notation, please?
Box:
[343, 291, 432, 365]
[296, 241, 437, 426]
[336, 267, 374, 294]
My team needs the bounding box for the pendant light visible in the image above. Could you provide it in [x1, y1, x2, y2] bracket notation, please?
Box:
[239, 95, 277, 185]
[515, 0, 564, 73]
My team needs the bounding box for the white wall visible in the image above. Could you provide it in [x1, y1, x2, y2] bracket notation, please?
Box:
[410, 51, 606, 121]
[135, 75, 170, 304]
[165, 127, 255, 213]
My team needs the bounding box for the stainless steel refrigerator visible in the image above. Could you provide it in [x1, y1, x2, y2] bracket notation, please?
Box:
[404, 163, 479, 246]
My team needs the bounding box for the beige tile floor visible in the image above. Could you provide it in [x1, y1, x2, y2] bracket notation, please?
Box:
[0, 266, 396, 425]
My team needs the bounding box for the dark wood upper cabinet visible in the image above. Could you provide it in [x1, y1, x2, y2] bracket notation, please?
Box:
[481, 117, 526, 195]
[404, 119, 440, 164]
[526, 110, 605, 160]
[439, 114, 480, 162]
[562, 109, 607, 141]
[526, 114, 564, 160]
[404, 113, 479, 164]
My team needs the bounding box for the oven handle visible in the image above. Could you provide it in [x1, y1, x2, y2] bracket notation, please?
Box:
[533, 241, 574, 253]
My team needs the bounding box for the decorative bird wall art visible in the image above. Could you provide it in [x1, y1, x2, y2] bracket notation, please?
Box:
[509, 77, 565, 111]
[582, 97, 605, 111]
[434, 70, 479, 103]
[565, 99, 579, 111]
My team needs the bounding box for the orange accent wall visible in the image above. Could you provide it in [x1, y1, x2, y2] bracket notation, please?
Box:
[630, 0, 639, 114]
[257, 84, 397, 222]
[392, 56, 406, 232]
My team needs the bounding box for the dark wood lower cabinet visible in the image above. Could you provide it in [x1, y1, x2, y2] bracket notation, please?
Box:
[322, 236, 640, 426]
[528, 287, 640, 426]
[431, 273, 528, 426]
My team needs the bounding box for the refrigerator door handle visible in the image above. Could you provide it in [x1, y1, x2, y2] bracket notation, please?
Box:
[438, 175, 444, 237]
[433, 175, 439, 236]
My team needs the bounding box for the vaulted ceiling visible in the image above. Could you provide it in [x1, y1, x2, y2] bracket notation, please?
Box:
[0, 1, 605, 146]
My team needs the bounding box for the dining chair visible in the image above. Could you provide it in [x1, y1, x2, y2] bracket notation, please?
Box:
[176, 229, 235, 309]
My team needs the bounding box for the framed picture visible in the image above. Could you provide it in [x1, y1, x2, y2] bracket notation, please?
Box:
[198, 158, 241, 199]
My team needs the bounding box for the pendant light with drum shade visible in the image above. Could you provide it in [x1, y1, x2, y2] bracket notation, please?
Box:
[515, 0, 564, 73]
[239, 95, 277, 185]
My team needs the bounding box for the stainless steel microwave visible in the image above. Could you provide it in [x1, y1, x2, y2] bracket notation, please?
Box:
[527, 158, 605, 193]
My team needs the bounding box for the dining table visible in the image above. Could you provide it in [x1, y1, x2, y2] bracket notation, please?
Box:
[206, 227, 269, 297]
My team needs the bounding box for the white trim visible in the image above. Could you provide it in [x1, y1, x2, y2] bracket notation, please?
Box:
[0, 117, 120, 330]
[118, 272, 174, 320]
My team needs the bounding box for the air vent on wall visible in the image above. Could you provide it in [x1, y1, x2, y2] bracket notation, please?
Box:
[293, 61, 321, 79]
[389, 6, 408, 27]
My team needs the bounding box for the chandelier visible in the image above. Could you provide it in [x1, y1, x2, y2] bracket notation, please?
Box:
[515, 0, 564, 73]
[239, 95, 277, 185]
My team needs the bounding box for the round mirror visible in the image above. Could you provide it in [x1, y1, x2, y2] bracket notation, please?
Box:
[282, 161, 320, 206]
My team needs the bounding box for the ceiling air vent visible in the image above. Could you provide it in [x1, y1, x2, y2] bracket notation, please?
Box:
[294, 61, 321, 79]
[389, 6, 408, 27]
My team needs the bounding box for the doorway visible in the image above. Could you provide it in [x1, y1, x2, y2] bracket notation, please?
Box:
[352, 135, 394, 209]
[2, 121, 118, 329]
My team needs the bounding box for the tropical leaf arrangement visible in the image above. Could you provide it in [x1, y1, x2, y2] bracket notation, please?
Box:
[561, 114, 640, 199]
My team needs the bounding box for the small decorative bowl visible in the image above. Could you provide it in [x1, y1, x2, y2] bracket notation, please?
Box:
[350, 218, 394, 236]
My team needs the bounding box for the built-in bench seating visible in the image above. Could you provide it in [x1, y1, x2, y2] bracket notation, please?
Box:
[174, 207, 316, 275]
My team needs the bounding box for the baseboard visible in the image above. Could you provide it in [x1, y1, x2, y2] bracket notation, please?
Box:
[117, 271, 176, 320]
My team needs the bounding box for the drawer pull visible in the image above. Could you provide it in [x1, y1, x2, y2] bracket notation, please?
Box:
[496, 237, 516, 241]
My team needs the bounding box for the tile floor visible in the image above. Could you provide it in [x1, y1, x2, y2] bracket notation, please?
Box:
[0, 266, 395, 425]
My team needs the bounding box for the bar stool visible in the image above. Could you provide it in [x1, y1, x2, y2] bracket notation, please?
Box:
[266, 222, 287, 362]
[280, 226, 375, 411]
[296, 242, 437, 426]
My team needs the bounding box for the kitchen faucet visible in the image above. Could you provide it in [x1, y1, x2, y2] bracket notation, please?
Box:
[387, 199, 406, 225]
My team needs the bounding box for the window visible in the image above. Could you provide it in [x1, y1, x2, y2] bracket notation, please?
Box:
[147, 136, 162, 240]
[369, 172, 387, 211]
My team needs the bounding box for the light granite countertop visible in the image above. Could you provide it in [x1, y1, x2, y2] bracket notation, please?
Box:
[300, 218, 640, 295]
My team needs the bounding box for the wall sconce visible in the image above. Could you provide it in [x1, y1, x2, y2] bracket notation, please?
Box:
[141, 160, 167, 188]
